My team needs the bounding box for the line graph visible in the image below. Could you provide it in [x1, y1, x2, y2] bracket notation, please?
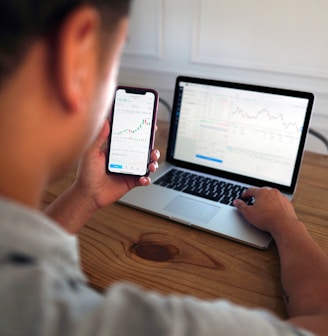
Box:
[231, 106, 302, 132]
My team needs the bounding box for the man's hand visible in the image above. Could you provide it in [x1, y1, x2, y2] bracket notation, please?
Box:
[44, 120, 160, 233]
[74, 120, 160, 211]
[233, 187, 298, 236]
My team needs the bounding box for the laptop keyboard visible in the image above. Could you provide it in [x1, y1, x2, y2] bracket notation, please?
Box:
[154, 169, 253, 206]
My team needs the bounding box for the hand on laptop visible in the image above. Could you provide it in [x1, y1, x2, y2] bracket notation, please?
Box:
[233, 187, 299, 237]
[44, 120, 160, 233]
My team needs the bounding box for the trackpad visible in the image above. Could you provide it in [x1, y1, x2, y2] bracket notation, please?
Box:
[163, 196, 220, 223]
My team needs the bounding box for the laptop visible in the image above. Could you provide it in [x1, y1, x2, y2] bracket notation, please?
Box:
[119, 76, 314, 249]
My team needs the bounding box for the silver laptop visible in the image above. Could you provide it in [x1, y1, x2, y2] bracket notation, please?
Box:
[119, 76, 314, 249]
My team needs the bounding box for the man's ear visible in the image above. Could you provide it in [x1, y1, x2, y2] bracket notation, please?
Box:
[54, 6, 100, 113]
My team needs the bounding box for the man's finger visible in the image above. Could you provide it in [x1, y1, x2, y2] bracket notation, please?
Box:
[233, 198, 249, 213]
[241, 187, 258, 198]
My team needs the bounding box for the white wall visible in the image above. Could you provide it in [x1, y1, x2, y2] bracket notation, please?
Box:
[118, 0, 328, 153]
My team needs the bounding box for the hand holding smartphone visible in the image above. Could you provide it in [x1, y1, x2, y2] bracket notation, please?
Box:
[106, 86, 158, 177]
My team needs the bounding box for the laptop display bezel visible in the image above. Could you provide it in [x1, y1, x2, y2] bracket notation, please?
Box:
[166, 76, 314, 194]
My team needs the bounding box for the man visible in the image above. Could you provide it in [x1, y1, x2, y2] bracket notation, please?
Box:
[0, 0, 327, 335]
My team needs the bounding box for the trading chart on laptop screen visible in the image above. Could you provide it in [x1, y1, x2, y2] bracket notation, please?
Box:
[173, 81, 309, 186]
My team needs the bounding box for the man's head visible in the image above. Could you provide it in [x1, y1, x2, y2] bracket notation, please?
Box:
[0, 0, 131, 198]
[0, 0, 131, 86]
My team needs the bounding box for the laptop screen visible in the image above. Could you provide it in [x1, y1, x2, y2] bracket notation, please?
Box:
[167, 76, 314, 191]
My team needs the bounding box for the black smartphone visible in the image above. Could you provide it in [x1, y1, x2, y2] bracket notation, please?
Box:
[106, 86, 158, 176]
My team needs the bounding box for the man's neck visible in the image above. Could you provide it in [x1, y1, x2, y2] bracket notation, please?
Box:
[0, 123, 49, 208]
[0, 159, 47, 209]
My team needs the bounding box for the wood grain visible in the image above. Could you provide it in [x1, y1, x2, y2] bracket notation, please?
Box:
[42, 121, 328, 320]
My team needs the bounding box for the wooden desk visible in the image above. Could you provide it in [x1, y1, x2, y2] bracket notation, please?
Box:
[42, 120, 328, 320]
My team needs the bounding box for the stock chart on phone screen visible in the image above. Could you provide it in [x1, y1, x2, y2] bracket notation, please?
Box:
[108, 89, 155, 175]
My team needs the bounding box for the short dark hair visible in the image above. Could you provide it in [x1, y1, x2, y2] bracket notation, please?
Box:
[0, 0, 131, 85]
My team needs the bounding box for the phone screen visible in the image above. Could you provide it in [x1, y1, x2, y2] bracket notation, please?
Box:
[107, 87, 158, 176]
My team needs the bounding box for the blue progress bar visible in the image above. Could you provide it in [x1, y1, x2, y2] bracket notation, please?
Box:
[196, 154, 223, 164]
[110, 164, 123, 169]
